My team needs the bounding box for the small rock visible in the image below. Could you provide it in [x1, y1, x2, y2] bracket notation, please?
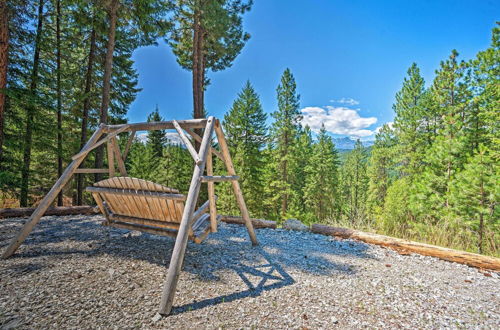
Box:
[152, 313, 162, 323]
[283, 219, 309, 232]
[2, 318, 22, 330]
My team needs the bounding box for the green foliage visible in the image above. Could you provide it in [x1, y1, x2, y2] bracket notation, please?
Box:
[146, 106, 166, 158]
[367, 124, 397, 215]
[219, 80, 267, 217]
[392, 63, 426, 176]
[264, 68, 302, 220]
[339, 140, 369, 226]
[167, 0, 252, 74]
[368, 24, 500, 256]
[377, 176, 412, 236]
[303, 125, 340, 224]
[0, 0, 170, 206]
[449, 147, 499, 254]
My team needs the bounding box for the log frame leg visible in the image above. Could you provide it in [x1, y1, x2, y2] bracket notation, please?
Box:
[206, 150, 217, 232]
[214, 120, 258, 245]
[158, 117, 215, 316]
[1, 127, 104, 259]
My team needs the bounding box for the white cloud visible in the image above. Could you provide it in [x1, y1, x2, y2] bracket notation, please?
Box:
[330, 97, 360, 106]
[301, 106, 377, 137]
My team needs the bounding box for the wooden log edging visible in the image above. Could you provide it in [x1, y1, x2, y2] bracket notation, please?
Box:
[219, 215, 277, 229]
[3, 205, 496, 271]
[0, 206, 100, 219]
[311, 224, 500, 271]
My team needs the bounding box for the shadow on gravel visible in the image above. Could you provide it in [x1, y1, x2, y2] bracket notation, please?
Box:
[171, 247, 295, 315]
[1, 216, 373, 314]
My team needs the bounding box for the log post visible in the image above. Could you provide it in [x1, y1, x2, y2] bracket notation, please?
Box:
[214, 119, 258, 245]
[206, 150, 217, 232]
[111, 137, 127, 176]
[158, 116, 215, 316]
[106, 140, 115, 177]
[2, 126, 104, 258]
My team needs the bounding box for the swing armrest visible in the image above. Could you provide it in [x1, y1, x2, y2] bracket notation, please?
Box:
[190, 195, 218, 225]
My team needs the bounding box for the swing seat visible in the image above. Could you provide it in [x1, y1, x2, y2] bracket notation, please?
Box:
[86, 177, 215, 243]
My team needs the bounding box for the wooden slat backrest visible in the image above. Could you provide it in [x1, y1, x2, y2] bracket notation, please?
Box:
[93, 177, 185, 223]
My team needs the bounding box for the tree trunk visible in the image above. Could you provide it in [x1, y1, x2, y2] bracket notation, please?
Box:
[192, 8, 205, 151]
[55, 0, 63, 206]
[20, 0, 44, 207]
[479, 175, 485, 254]
[281, 132, 288, 217]
[77, 27, 96, 204]
[95, 0, 119, 182]
[0, 1, 9, 163]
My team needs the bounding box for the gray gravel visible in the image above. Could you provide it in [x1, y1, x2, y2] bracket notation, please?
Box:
[0, 215, 499, 329]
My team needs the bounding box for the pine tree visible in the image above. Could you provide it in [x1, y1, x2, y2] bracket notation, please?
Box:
[303, 124, 339, 223]
[146, 106, 166, 158]
[466, 23, 499, 158]
[339, 140, 369, 226]
[0, 1, 8, 161]
[265, 68, 302, 220]
[367, 124, 397, 216]
[127, 141, 160, 182]
[161, 143, 193, 193]
[167, 0, 252, 121]
[392, 63, 426, 176]
[411, 50, 468, 219]
[449, 146, 499, 254]
[20, 0, 46, 206]
[288, 125, 313, 218]
[220, 80, 267, 217]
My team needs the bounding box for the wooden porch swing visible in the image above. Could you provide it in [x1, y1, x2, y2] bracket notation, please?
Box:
[1, 116, 258, 316]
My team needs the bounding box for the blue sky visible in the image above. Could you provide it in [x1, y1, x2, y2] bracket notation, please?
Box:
[128, 0, 498, 140]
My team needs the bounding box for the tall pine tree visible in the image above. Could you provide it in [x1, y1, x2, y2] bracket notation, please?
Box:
[220, 80, 267, 217]
[304, 124, 339, 223]
[265, 68, 302, 220]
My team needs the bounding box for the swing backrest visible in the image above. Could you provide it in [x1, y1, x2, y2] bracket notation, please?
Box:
[89, 177, 186, 223]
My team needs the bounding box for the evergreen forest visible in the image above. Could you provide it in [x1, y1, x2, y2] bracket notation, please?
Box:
[0, 2, 498, 257]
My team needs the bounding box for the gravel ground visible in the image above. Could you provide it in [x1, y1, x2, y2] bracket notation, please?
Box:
[0, 215, 499, 329]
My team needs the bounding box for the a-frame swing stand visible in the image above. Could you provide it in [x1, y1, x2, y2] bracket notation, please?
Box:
[1, 116, 258, 316]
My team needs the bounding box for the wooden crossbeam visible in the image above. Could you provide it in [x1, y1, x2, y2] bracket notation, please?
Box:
[109, 213, 181, 231]
[85, 187, 187, 201]
[172, 120, 201, 165]
[72, 124, 129, 160]
[103, 118, 208, 133]
[74, 168, 109, 174]
[200, 175, 239, 182]
[108, 221, 179, 238]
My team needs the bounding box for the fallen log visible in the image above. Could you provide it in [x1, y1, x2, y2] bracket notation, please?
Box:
[219, 215, 277, 229]
[311, 224, 500, 271]
[0, 206, 100, 219]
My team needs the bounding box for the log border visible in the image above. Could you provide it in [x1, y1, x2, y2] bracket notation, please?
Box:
[2, 207, 498, 271]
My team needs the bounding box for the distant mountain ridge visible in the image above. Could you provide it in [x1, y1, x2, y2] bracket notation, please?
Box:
[333, 137, 374, 149]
